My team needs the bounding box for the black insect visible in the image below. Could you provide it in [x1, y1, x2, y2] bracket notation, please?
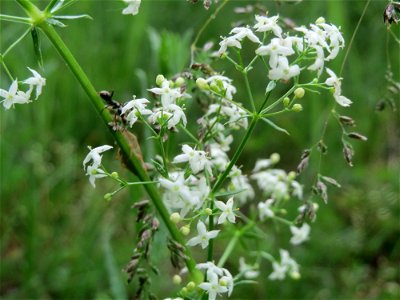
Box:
[99, 90, 126, 130]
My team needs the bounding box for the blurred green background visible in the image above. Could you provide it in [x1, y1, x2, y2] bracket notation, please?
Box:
[1, 0, 399, 299]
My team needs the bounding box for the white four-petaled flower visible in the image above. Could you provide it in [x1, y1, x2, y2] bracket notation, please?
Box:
[122, 0, 141, 16]
[23, 67, 46, 99]
[187, 221, 220, 249]
[173, 144, 211, 174]
[82, 145, 113, 188]
[290, 223, 311, 245]
[215, 197, 236, 224]
[0, 80, 30, 109]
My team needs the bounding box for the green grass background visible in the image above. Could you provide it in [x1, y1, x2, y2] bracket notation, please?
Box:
[1, 0, 399, 299]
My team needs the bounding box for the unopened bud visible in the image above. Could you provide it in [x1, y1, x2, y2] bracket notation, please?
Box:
[290, 271, 301, 280]
[196, 78, 209, 90]
[283, 97, 290, 107]
[280, 209, 287, 215]
[219, 278, 228, 286]
[173, 274, 182, 285]
[312, 78, 318, 84]
[170, 212, 181, 224]
[209, 82, 219, 93]
[175, 77, 185, 87]
[316, 17, 326, 24]
[288, 171, 296, 180]
[104, 193, 113, 201]
[156, 74, 165, 86]
[270, 153, 280, 164]
[111, 172, 119, 179]
[292, 104, 303, 112]
[294, 87, 305, 99]
[181, 287, 188, 295]
[205, 208, 213, 215]
[186, 281, 196, 290]
[180, 226, 190, 236]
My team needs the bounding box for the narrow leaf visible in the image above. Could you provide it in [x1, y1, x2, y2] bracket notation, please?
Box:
[266, 80, 276, 93]
[30, 27, 43, 68]
[215, 189, 247, 198]
[47, 18, 67, 27]
[54, 14, 93, 20]
[261, 117, 290, 135]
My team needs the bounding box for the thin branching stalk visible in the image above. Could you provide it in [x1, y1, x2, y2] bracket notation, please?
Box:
[15, 0, 202, 283]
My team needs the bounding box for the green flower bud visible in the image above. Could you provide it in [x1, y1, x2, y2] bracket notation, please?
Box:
[288, 171, 296, 180]
[173, 274, 182, 285]
[111, 172, 119, 179]
[204, 208, 213, 215]
[186, 281, 196, 290]
[156, 74, 165, 86]
[175, 77, 185, 87]
[270, 153, 280, 164]
[210, 82, 219, 93]
[315, 17, 326, 25]
[104, 193, 113, 201]
[180, 225, 190, 236]
[294, 87, 305, 99]
[312, 78, 319, 84]
[283, 97, 290, 107]
[292, 104, 303, 112]
[290, 271, 301, 280]
[170, 212, 181, 224]
[196, 78, 209, 90]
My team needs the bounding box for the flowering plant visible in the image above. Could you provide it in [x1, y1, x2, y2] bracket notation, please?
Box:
[1, 1, 373, 299]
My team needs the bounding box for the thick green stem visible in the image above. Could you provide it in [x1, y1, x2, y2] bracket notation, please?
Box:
[15, 0, 202, 283]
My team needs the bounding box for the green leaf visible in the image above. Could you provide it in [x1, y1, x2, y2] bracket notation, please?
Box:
[261, 117, 290, 135]
[265, 81, 276, 93]
[31, 27, 43, 68]
[45, 0, 64, 14]
[215, 189, 247, 198]
[47, 18, 66, 27]
[54, 14, 93, 20]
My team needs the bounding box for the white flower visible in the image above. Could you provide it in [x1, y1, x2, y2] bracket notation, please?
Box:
[120, 97, 152, 127]
[254, 15, 282, 37]
[230, 26, 261, 44]
[159, 172, 203, 217]
[23, 68, 46, 99]
[217, 36, 241, 56]
[255, 38, 294, 68]
[173, 144, 211, 174]
[318, 22, 345, 60]
[196, 262, 233, 298]
[215, 197, 236, 224]
[187, 221, 220, 249]
[209, 143, 229, 172]
[239, 257, 259, 279]
[268, 56, 300, 81]
[307, 45, 325, 76]
[269, 262, 287, 280]
[199, 272, 228, 300]
[85, 164, 107, 188]
[122, 0, 141, 16]
[83, 145, 113, 169]
[228, 166, 255, 204]
[258, 199, 275, 220]
[269, 249, 300, 280]
[0, 80, 31, 109]
[167, 104, 187, 128]
[325, 68, 352, 107]
[290, 223, 310, 245]
[148, 80, 188, 108]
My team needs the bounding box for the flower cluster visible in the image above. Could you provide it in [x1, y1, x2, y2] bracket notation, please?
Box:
[196, 262, 234, 300]
[120, 76, 189, 130]
[82, 145, 113, 187]
[217, 14, 351, 106]
[0, 68, 46, 110]
[269, 249, 300, 280]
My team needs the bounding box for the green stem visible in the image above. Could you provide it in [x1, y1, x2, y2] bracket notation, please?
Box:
[15, 0, 202, 283]
[217, 231, 240, 268]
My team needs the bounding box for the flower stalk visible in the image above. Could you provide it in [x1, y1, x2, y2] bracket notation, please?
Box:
[15, 0, 202, 283]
